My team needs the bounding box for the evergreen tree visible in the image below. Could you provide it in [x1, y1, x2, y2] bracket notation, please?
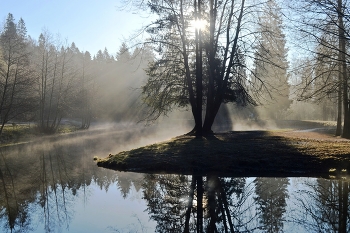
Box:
[253, 0, 290, 120]
[0, 13, 35, 133]
[94, 49, 104, 62]
[116, 42, 131, 62]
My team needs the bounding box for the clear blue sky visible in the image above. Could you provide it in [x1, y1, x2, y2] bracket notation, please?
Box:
[0, 0, 149, 55]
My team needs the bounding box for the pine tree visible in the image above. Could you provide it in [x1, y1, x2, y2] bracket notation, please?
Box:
[116, 43, 131, 62]
[254, 0, 290, 120]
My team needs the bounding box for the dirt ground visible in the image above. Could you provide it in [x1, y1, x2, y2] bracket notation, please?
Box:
[96, 121, 350, 178]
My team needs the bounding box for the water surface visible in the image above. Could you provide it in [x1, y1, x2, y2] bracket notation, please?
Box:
[0, 128, 349, 232]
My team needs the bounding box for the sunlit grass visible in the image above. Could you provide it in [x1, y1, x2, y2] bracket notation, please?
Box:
[0, 123, 79, 147]
[57, 125, 79, 134]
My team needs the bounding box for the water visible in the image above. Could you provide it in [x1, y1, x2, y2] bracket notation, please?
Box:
[0, 128, 349, 233]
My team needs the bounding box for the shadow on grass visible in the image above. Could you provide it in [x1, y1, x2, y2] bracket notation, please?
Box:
[97, 131, 350, 178]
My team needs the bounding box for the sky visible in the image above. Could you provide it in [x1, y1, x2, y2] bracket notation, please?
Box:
[0, 0, 150, 56]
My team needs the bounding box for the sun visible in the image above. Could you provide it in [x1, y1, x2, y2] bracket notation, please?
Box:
[189, 19, 207, 31]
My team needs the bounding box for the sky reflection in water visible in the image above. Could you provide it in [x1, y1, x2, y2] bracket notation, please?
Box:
[0, 129, 349, 233]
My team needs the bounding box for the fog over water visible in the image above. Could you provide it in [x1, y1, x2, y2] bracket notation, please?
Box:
[0, 124, 348, 233]
[1, 1, 349, 231]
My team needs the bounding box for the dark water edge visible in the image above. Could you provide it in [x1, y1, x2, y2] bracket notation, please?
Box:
[1, 127, 350, 233]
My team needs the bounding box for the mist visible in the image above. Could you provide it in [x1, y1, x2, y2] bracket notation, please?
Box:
[0, 12, 341, 146]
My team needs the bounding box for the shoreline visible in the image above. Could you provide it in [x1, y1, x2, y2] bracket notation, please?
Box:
[96, 128, 350, 178]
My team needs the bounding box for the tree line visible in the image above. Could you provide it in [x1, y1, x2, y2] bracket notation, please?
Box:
[286, 0, 350, 138]
[3, 0, 350, 138]
[129, 0, 350, 138]
[0, 13, 150, 134]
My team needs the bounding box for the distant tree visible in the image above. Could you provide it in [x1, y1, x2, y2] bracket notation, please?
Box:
[253, 0, 291, 120]
[116, 42, 131, 62]
[288, 0, 350, 138]
[70, 42, 79, 54]
[34, 31, 78, 133]
[288, 59, 321, 120]
[312, 37, 338, 121]
[0, 14, 36, 134]
[94, 49, 104, 62]
[103, 47, 114, 62]
[77, 51, 97, 129]
[91, 44, 153, 123]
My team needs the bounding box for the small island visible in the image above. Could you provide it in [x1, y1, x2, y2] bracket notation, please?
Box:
[97, 121, 350, 178]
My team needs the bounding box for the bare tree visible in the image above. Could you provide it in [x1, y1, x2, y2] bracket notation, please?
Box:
[34, 31, 78, 133]
[0, 14, 36, 134]
[287, 0, 350, 138]
[132, 0, 264, 136]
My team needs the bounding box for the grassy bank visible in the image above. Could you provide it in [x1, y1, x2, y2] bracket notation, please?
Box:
[0, 123, 78, 147]
[96, 121, 350, 178]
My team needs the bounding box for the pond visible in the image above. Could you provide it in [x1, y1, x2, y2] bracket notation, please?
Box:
[0, 127, 349, 233]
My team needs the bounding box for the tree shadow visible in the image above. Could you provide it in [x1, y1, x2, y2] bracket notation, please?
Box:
[99, 130, 350, 178]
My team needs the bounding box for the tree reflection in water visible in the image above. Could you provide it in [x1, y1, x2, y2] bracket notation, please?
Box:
[0, 149, 35, 232]
[2, 135, 350, 232]
[143, 174, 260, 232]
[0, 137, 121, 232]
[254, 178, 289, 233]
[143, 175, 350, 233]
[0, 132, 151, 233]
[292, 179, 350, 233]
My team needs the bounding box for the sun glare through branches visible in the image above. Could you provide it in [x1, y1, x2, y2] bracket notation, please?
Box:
[189, 19, 207, 32]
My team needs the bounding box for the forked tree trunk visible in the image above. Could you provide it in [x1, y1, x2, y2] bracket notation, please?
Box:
[203, 102, 221, 134]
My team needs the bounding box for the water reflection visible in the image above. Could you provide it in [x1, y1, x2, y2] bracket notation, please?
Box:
[292, 179, 350, 233]
[142, 175, 259, 232]
[0, 130, 153, 233]
[143, 175, 350, 233]
[0, 131, 350, 232]
[254, 178, 289, 232]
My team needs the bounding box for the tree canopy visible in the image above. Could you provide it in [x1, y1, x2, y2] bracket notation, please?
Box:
[138, 0, 264, 135]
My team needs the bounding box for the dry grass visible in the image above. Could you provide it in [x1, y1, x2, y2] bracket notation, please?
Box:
[0, 123, 78, 147]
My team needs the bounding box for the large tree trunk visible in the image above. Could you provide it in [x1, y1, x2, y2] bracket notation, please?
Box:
[336, 48, 342, 136]
[194, 0, 203, 136]
[338, 0, 350, 138]
[336, 86, 342, 136]
[203, 102, 221, 134]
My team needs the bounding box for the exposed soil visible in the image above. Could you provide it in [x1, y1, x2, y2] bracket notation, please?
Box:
[96, 121, 350, 178]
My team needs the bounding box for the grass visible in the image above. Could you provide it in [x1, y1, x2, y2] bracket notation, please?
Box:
[97, 122, 350, 178]
[0, 124, 35, 146]
[0, 123, 78, 147]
